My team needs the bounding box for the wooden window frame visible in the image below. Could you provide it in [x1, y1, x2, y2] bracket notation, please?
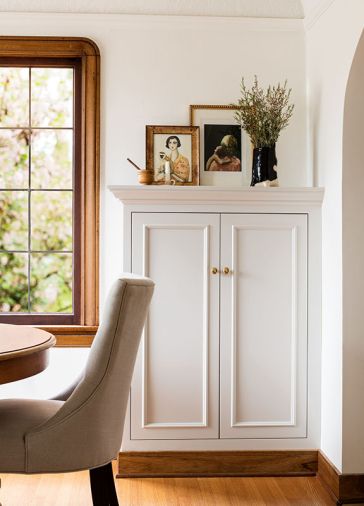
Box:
[0, 36, 100, 347]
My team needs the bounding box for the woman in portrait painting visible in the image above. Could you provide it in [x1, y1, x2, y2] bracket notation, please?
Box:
[160, 135, 191, 183]
[206, 134, 241, 172]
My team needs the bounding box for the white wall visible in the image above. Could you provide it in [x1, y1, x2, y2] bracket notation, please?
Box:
[0, 12, 308, 401]
[307, 0, 364, 473]
[0, 348, 89, 400]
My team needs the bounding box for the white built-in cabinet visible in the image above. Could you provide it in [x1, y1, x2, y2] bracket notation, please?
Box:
[110, 186, 323, 451]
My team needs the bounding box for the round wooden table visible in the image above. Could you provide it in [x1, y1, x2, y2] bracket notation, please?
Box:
[0, 324, 56, 384]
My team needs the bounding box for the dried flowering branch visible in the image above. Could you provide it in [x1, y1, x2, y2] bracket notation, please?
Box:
[233, 76, 294, 148]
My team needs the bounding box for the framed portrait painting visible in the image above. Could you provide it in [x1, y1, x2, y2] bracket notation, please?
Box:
[146, 125, 199, 185]
[190, 105, 252, 186]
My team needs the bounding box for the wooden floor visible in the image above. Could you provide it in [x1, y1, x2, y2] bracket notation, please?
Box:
[0, 463, 336, 505]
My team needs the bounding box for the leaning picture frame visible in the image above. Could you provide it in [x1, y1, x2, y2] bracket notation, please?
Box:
[146, 125, 199, 185]
[190, 104, 252, 186]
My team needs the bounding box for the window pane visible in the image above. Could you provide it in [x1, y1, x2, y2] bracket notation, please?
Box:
[0, 129, 29, 189]
[0, 55, 82, 325]
[0, 253, 28, 312]
[31, 129, 72, 189]
[31, 68, 73, 128]
[0, 67, 29, 127]
[0, 191, 28, 250]
[31, 191, 72, 251]
[30, 253, 72, 313]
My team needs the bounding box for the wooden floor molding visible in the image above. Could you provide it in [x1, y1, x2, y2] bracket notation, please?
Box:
[118, 450, 318, 478]
[317, 451, 364, 505]
[119, 450, 364, 503]
[0, 461, 335, 505]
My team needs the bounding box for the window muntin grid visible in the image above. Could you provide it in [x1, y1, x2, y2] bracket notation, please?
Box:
[0, 65, 76, 319]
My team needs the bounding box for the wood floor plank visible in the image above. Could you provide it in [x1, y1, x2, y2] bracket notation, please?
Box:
[0, 462, 335, 506]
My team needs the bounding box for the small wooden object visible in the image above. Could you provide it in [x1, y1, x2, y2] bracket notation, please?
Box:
[138, 169, 154, 185]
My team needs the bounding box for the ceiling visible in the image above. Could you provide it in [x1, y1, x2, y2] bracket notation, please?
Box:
[0, 0, 317, 18]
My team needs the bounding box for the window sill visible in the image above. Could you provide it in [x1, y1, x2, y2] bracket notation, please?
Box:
[34, 325, 98, 347]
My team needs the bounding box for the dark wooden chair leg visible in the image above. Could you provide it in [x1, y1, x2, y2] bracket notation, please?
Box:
[104, 462, 119, 506]
[89, 462, 119, 506]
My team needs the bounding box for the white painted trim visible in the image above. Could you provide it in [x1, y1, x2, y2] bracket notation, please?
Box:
[109, 185, 324, 207]
[231, 225, 238, 428]
[141, 225, 150, 429]
[303, 0, 335, 31]
[0, 0, 304, 19]
[140, 222, 211, 430]
[230, 224, 298, 428]
[290, 225, 298, 427]
[0, 11, 304, 31]
[202, 224, 210, 429]
[122, 438, 317, 451]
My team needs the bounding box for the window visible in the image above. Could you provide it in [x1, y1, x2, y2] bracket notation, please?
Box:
[0, 38, 100, 346]
[0, 62, 80, 323]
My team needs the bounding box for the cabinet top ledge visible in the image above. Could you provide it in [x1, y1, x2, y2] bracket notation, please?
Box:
[109, 185, 324, 206]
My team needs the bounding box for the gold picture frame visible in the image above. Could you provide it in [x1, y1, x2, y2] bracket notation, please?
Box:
[146, 125, 200, 185]
[189, 104, 251, 186]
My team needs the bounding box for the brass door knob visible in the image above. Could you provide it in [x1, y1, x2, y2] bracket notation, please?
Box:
[223, 267, 231, 275]
[211, 267, 219, 275]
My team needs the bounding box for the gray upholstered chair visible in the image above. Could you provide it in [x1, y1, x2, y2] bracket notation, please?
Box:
[0, 275, 154, 506]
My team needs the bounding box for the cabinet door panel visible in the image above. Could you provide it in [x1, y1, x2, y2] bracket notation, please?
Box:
[220, 214, 307, 438]
[131, 213, 219, 439]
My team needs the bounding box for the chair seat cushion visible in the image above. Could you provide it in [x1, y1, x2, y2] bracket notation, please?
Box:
[0, 398, 63, 472]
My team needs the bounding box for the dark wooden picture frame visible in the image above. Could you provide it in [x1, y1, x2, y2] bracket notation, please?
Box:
[146, 125, 199, 185]
[190, 104, 252, 186]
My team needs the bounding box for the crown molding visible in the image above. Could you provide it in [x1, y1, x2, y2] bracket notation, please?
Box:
[0, 0, 303, 19]
[0, 11, 304, 32]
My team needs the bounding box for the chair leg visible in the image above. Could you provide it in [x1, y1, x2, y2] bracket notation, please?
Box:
[89, 462, 119, 506]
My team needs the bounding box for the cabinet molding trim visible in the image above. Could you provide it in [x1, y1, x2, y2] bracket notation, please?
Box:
[141, 223, 210, 429]
[230, 224, 298, 428]
[117, 450, 318, 478]
[109, 186, 324, 207]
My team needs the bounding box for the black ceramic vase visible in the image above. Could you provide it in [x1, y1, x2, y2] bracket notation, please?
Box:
[251, 144, 278, 186]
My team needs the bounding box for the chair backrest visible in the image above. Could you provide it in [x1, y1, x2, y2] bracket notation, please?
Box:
[25, 275, 154, 473]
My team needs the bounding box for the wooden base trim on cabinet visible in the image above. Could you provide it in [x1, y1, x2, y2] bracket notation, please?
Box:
[117, 451, 318, 478]
[317, 451, 364, 505]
